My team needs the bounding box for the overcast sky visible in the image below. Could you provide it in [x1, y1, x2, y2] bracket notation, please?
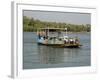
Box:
[23, 10, 91, 25]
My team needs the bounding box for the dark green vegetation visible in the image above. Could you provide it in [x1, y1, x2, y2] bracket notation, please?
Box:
[23, 16, 91, 32]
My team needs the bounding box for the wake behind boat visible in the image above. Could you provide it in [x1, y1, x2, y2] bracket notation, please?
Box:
[37, 27, 82, 48]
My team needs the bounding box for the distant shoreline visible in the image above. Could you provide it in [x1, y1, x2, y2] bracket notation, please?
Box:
[23, 16, 91, 32]
[23, 31, 90, 33]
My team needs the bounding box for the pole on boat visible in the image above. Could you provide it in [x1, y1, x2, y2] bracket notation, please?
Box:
[65, 28, 67, 36]
[48, 27, 49, 38]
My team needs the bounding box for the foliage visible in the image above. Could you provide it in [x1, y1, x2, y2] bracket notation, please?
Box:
[23, 16, 91, 32]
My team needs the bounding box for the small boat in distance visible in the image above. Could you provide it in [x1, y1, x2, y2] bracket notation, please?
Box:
[37, 27, 82, 48]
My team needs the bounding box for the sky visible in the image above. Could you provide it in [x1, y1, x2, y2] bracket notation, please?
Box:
[23, 10, 91, 25]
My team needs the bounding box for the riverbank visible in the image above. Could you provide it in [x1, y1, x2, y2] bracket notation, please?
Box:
[23, 16, 91, 32]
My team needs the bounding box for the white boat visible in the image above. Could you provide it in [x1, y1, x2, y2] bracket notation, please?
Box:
[37, 27, 82, 48]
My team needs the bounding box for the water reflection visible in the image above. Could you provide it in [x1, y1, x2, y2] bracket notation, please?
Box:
[37, 45, 81, 64]
[23, 32, 91, 69]
[37, 45, 64, 64]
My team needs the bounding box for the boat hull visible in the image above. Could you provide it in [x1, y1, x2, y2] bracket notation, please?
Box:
[37, 42, 82, 48]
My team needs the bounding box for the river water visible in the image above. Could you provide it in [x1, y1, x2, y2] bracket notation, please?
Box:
[23, 32, 91, 69]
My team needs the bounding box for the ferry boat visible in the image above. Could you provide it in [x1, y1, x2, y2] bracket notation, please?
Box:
[37, 27, 82, 48]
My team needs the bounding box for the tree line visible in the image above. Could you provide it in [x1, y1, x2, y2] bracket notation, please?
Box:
[23, 16, 91, 32]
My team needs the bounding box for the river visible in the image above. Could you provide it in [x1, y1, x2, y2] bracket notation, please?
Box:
[23, 32, 91, 69]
